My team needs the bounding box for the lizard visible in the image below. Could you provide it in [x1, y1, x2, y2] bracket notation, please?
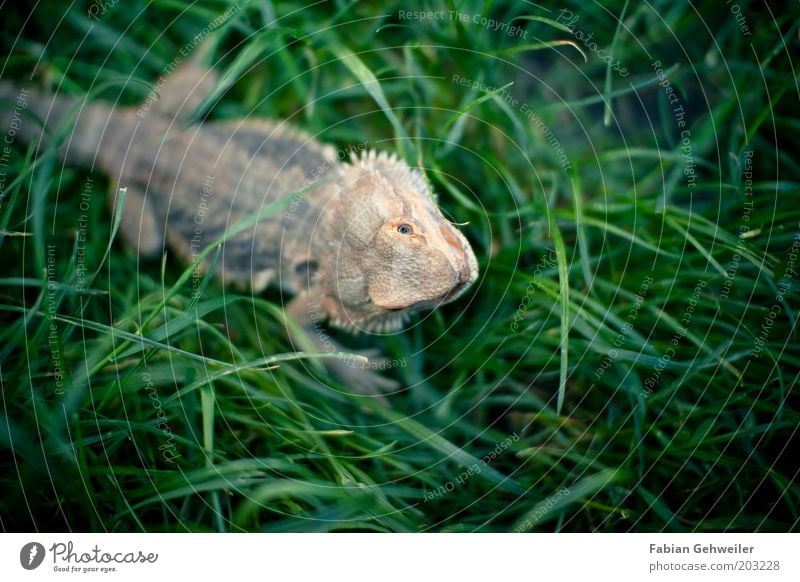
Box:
[0, 43, 479, 395]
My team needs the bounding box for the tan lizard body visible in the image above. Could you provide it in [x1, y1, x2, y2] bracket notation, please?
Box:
[0, 47, 478, 392]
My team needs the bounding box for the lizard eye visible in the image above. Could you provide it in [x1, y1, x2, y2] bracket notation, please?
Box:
[396, 223, 414, 235]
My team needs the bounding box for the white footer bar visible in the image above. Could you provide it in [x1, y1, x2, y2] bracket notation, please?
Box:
[1, 533, 796, 581]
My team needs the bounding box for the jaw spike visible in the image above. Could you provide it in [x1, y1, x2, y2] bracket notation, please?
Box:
[329, 309, 408, 334]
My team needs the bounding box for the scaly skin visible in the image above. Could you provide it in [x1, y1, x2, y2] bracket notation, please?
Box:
[0, 47, 479, 393]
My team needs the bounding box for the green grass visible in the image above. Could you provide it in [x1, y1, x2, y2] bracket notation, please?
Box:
[1, 0, 798, 532]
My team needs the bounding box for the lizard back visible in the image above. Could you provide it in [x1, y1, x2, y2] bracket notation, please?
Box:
[120, 114, 340, 291]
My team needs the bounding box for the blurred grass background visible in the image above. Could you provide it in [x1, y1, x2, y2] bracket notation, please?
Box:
[0, 0, 798, 531]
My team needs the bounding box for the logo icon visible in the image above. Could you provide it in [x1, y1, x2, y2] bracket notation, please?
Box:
[20, 542, 46, 570]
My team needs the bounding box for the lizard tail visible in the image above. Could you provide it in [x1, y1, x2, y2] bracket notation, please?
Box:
[0, 80, 118, 169]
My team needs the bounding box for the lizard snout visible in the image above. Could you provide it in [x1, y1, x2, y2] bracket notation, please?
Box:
[442, 263, 472, 302]
[439, 224, 478, 304]
[456, 258, 471, 285]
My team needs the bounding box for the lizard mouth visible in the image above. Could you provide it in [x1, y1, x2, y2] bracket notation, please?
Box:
[428, 262, 475, 306]
[371, 296, 412, 311]
[444, 261, 474, 299]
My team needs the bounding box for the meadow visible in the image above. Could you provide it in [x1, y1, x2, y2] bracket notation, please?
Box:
[0, 0, 797, 532]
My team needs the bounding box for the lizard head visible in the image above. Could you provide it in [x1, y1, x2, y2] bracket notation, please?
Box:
[317, 149, 479, 333]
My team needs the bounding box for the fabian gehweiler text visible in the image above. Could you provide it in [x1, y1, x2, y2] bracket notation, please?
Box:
[650, 543, 754, 554]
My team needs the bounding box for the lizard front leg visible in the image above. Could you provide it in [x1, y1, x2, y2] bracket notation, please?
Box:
[284, 291, 401, 398]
